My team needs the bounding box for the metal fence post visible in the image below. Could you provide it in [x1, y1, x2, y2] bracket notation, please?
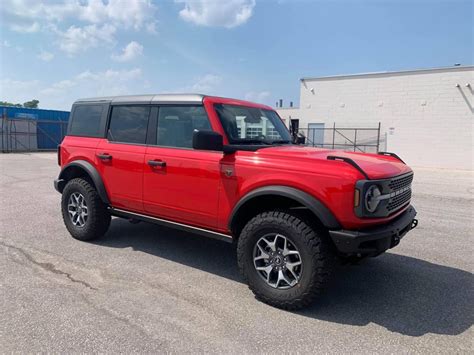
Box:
[332, 122, 336, 149]
[354, 129, 358, 152]
[1, 109, 5, 152]
[376, 122, 381, 152]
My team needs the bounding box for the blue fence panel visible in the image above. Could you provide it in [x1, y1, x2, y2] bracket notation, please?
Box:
[1, 106, 70, 150]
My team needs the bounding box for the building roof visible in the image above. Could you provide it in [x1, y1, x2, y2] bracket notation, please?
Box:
[300, 65, 474, 81]
[75, 93, 206, 104]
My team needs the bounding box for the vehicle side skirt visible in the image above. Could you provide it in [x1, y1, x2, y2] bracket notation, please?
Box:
[110, 208, 233, 243]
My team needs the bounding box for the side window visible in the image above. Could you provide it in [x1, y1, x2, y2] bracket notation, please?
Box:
[69, 104, 104, 137]
[107, 106, 150, 144]
[156, 106, 211, 148]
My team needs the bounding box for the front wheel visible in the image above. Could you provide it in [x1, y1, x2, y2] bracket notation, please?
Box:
[237, 211, 334, 310]
[61, 178, 111, 241]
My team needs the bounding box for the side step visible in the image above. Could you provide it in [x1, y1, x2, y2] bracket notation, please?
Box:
[109, 208, 233, 243]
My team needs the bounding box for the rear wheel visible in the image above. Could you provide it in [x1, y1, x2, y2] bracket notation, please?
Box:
[237, 211, 334, 310]
[61, 178, 111, 241]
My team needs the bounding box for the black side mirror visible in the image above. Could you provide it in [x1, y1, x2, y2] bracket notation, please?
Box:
[192, 130, 224, 151]
[294, 134, 306, 145]
[296, 135, 306, 144]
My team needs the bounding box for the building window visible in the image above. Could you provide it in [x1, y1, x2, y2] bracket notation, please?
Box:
[246, 127, 263, 138]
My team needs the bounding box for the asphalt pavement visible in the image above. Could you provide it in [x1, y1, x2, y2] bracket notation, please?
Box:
[0, 153, 472, 353]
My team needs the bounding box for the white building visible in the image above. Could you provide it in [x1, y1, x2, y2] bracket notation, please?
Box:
[277, 66, 473, 170]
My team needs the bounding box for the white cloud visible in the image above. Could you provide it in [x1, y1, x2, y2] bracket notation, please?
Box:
[41, 68, 143, 95]
[56, 24, 116, 55]
[1, 68, 145, 110]
[2, 40, 11, 47]
[245, 91, 271, 104]
[2, 0, 157, 29]
[0, 78, 40, 102]
[39, 79, 77, 96]
[9, 21, 40, 33]
[146, 21, 158, 35]
[37, 50, 54, 62]
[75, 68, 143, 82]
[111, 41, 144, 62]
[77, 0, 156, 30]
[164, 74, 222, 95]
[176, 0, 255, 28]
[2, 0, 158, 55]
[189, 74, 222, 92]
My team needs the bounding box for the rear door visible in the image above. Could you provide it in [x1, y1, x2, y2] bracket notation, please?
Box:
[143, 105, 221, 229]
[95, 105, 152, 212]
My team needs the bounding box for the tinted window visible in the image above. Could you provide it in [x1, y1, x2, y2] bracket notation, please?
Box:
[107, 106, 150, 144]
[70, 105, 104, 137]
[156, 106, 211, 148]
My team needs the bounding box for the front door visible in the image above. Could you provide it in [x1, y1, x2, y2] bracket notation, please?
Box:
[95, 105, 151, 212]
[143, 105, 221, 229]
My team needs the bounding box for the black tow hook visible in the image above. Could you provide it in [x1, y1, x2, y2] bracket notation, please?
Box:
[411, 219, 419, 229]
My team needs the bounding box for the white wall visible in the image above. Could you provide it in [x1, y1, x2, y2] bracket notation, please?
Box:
[278, 66, 474, 170]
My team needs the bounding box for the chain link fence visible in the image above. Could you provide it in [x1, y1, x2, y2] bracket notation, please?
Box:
[297, 123, 384, 153]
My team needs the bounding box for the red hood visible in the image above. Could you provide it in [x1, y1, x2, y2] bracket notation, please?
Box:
[256, 145, 411, 180]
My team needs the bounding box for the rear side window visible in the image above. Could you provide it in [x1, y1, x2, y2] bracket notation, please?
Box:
[107, 106, 150, 144]
[156, 106, 211, 148]
[69, 105, 104, 137]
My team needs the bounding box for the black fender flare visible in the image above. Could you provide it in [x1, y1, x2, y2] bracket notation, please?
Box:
[56, 160, 110, 204]
[228, 185, 341, 231]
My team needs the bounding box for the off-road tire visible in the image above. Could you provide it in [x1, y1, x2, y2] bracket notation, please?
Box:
[237, 210, 334, 310]
[61, 178, 111, 241]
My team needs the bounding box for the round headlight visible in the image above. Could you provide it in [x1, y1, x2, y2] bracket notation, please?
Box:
[365, 185, 382, 213]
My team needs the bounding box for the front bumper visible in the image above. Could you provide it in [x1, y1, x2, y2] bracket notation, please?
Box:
[329, 205, 417, 256]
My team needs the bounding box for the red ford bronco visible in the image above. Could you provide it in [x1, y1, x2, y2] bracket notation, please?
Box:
[55, 94, 417, 309]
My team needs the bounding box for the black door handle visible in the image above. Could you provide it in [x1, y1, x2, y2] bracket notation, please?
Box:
[97, 153, 112, 161]
[148, 160, 166, 167]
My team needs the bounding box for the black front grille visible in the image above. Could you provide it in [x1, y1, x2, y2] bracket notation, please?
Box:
[386, 172, 413, 213]
[387, 189, 412, 212]
[389, 173, 413, 191]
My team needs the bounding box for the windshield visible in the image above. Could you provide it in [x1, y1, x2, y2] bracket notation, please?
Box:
[214, 104, 292, 145]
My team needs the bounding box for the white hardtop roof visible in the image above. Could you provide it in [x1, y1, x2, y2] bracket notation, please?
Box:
[75, 93, 206, 104]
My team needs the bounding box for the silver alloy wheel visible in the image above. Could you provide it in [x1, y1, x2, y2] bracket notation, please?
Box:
[68, 192, 88, 227]
[253, 233, 303, 289]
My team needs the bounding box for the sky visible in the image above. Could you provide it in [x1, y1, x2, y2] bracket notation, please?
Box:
[0, 0, 473, 111]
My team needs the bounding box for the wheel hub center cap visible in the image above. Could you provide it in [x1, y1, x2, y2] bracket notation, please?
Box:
[273, 256, 283, 265]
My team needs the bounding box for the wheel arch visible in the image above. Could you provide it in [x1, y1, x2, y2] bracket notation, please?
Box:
[228, 186, 341, 237]
[57, 160, 110, 204]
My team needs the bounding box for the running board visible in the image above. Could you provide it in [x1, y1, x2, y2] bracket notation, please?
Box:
[109, 208, 233, 243]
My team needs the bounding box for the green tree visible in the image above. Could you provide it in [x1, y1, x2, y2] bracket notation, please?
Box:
[0, 101, 22, 107]
[0, 100, 40, 108]
[23, 99, 39, 108]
